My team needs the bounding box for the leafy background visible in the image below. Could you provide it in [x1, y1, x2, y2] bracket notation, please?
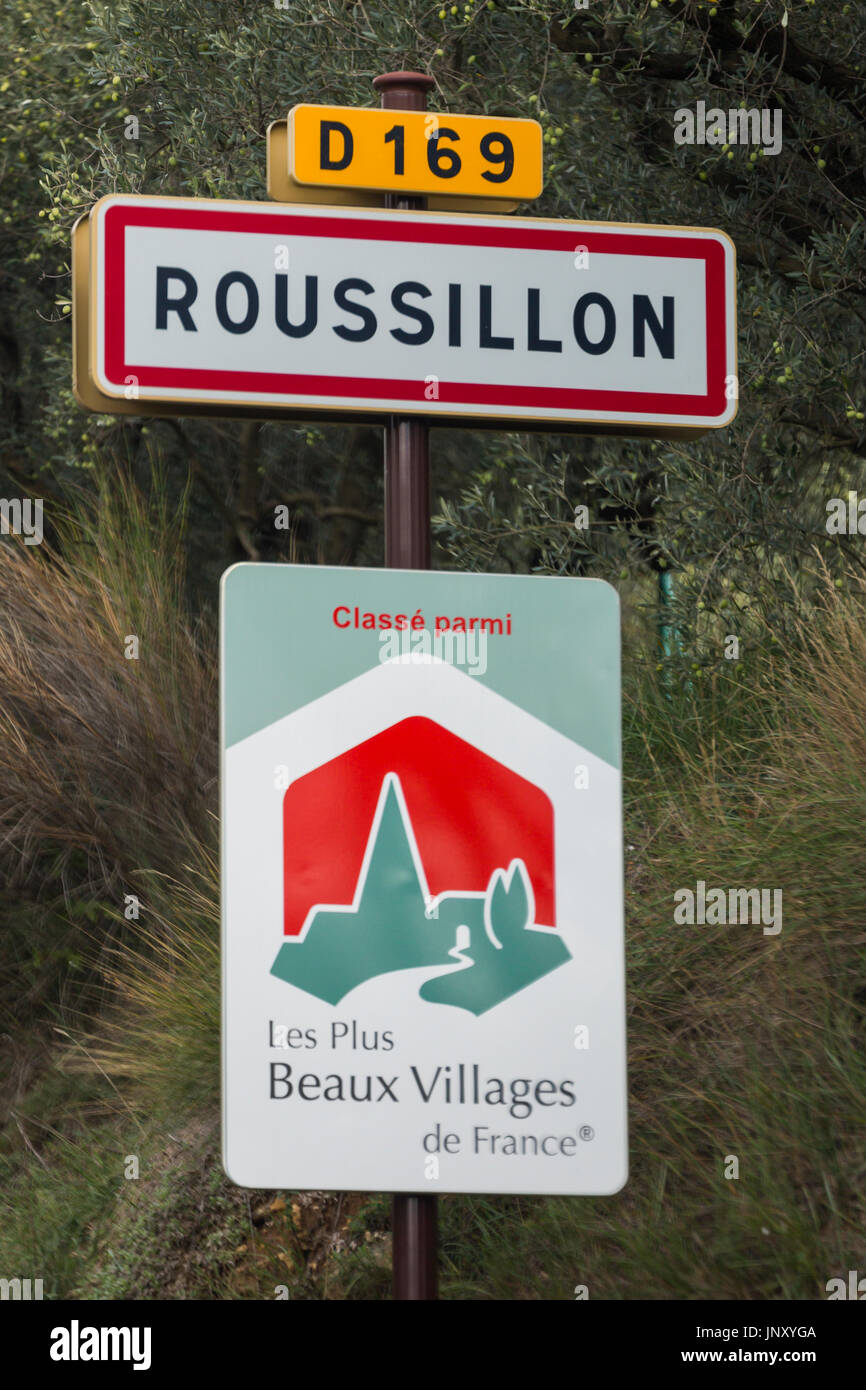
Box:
[0, 0, 864, 1299]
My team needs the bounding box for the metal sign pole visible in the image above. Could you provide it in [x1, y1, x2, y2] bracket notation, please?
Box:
[374, 68, 438, 1300]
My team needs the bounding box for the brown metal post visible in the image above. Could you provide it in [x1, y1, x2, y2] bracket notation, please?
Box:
[375, 71, 434, 572]
[374, 69, 438, 1300]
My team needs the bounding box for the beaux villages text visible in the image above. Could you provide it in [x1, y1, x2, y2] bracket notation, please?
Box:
[267, 1019, 582, 1158]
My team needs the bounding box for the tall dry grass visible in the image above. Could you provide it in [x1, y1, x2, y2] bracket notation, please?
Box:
[1, 486, 863, 1299]
[0, 472, 217, 1076]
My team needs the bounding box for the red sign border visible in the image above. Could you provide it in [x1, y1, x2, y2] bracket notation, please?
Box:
[97, 198, 732, 423]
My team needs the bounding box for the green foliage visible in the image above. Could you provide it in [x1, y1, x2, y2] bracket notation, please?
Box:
[1, 0, 864, 605]
[0, 1067, 126, 1299]
[1, 0, 865, 1303]
[80, 1121, 252, 1300]
[4, 519, 864, 1300]
[0, 471, 215, 1062]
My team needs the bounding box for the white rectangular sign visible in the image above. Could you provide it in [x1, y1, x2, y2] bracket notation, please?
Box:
[88, 194, 736, 433]
[222, 565, 627, 1195]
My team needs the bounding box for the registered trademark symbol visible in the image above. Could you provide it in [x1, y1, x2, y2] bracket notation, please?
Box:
[579, 1125, 595, 1142]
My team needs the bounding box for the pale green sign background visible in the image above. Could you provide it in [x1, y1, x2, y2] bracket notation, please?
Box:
[221, 564, 620, 769]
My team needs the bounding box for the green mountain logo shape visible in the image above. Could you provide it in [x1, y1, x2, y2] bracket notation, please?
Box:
[271, 774, 571, 1015]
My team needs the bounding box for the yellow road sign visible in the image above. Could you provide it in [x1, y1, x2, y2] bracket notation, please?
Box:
[268, 121, 521, 214]
[283, 104, 543, 205]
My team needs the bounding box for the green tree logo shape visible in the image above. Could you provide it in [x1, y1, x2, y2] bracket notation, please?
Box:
[419, 859, 570, 1014]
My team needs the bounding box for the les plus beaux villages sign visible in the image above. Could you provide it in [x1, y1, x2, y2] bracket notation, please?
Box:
[222, 566, 626, 1195]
